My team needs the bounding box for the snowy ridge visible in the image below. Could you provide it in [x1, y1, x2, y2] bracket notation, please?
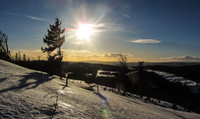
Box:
[146, 69, 200, 94]
[0, 59, 200, 118]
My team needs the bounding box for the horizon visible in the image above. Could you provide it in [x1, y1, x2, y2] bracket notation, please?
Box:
[1, 0, 200, 62]
[30, 59, 200, 66]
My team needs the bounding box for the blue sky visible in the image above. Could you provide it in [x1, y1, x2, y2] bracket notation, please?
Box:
[0, 0, 200, 62]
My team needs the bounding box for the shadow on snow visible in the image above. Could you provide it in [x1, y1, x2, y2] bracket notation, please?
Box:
[0, 72, 54, 93]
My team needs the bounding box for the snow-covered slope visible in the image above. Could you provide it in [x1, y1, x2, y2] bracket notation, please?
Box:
[0, 60, 200, 119]
[147, 69, 200, 94]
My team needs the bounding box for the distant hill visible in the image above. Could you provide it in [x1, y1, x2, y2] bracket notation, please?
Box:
[65, 60, 200, 67]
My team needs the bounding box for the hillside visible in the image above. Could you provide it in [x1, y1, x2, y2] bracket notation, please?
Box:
[0, 59, 200, 119]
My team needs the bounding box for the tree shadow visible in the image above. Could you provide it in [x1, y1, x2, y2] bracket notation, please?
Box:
[93, 92, 109, 105]
[0, 72, 54, 93]
[0, 78, 7, 83]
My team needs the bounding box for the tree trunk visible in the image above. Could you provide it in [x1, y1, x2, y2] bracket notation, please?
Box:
[66, 77, 68, 87]
[59, 47, 62, 79]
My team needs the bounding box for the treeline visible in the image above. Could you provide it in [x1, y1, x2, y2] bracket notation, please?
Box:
[13, 52, 30, 62]
[10, 59, 118, 76]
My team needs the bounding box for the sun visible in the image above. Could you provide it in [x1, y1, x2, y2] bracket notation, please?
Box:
[76, 24, 94, 41]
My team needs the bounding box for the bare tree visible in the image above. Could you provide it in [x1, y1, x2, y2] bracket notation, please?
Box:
[118, 54, 128, 72]
[0, 30, 11, 60]
[138, 61, 144, 71]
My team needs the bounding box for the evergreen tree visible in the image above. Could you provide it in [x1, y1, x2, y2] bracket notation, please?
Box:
[18, 51, 21, 61]
[15, 52, 18, 61]
[28, 58, 30, 62]
[23, 54, 26, 61]
[41, 18, 65, 78]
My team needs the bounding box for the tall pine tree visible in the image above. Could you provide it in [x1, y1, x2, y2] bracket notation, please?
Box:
[23, 54, 26, 61]
[41, 18, 65, 78]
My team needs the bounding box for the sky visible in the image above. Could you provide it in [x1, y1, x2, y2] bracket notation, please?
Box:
[0, 0, 200, 62]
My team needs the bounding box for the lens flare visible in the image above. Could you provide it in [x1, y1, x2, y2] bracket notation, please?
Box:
[76, 24, 94, 41]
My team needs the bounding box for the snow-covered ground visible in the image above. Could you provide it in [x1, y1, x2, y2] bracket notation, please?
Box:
[0, 60, 200, 119]
[146, 69, 200, 94]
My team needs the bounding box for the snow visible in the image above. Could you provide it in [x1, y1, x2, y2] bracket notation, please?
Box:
[96, 70, 118, 78]
[147, 69, 200, 94]
[0, 59, 200, 119]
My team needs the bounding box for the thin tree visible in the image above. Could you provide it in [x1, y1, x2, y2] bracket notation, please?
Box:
[18, 51, 21, 61]
[15, 52, 18, 62]
[138, 61, 144, 71]
[119, 54, 128, 71]
[38, 56, 41, 61]
[23, 54, 26, 61]
[41, 18, 65, 79]
[117, 54, 129, 94]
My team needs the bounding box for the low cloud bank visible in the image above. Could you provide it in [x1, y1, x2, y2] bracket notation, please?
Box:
[162, 56, 200, 61]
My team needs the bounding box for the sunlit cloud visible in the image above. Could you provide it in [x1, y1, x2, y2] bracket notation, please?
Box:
[103, 52, 133, 58]
[129, 39, 161, 44]
[63, 49, 90, 54]
[63, 51, 134, 62]
[10, 49, 138, 62]
[62, 50, 133, 58]
[25, 15, 46, 21]
[93, 23, 125, 33]
[162, 56, 200, 61]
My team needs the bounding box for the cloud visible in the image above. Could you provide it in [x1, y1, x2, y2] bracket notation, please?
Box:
[103, 52, 133, 57]
[162, 56, 200, 61]
[63, 49, 90, 54]
[96, 23, 125, 32]
[1, 11, 46, 22]
[129, 39, 161, 44]
[104, 6, 130, 18]
[103, 52, 122, 57]
[10, 49, 135, 62]
[62, 50, 133, 60]
[25, 15, 46, 21]
[123, 14, 130, 18]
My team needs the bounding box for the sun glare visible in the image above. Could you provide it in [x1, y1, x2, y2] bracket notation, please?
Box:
[76, 24, 94, 41]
